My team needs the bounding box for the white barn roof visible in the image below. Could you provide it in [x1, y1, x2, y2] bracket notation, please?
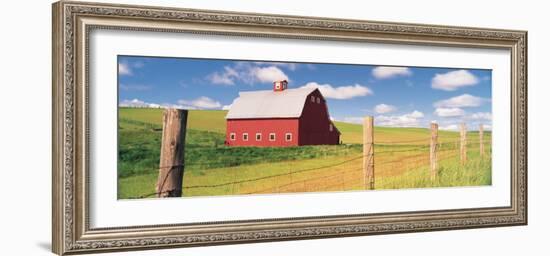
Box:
[226, 87, 317, 119]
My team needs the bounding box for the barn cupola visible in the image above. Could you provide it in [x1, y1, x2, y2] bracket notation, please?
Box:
[273, 80, 288, 92]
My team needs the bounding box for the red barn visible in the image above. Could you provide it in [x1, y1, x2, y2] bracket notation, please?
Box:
[225, 80, 340, 147]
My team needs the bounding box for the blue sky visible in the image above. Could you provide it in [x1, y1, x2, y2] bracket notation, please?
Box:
[118, 56, 492, 131]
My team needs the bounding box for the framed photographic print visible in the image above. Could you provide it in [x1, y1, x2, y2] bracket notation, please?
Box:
[52, 1, 527, 255]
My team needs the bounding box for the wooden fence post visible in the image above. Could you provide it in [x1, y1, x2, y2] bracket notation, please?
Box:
[156, 108, 188, 197]
[363, 116, 374, 190]
[430, 122, 438, 181]
[479, 124, 484, 158]
[460, 123, 467, 166]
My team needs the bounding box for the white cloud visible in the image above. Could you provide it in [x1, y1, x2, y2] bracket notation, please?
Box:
[118, 61, 145, 76]
[431, 70, 479, 91]
[268, 62, 298, 71]
[440, 123, 492, 131]
[222, 104, 232, 110]
[469, 112, 492, 121]
[340, 117, 364, 124]
[206, 63, 289, 86]
[251, 66, 289, 83]
[118, 63, 132, 76]
[120, 97, 228, 110]
[434, 94, 488, 108]
[206, 66, 238, 85]
[178, 96, 222, 109]
[337, 110, 425, 127]
[434, 107, 465, 117]
[409, 110, 424, 118]
[119, 84, 151, 91]
[374, 104, 397, 114]
[372, 66, 412, 79]
[301, 82, 372, 100]
[207, 73, 234, 85]
[119, 99, 193, 109]
[376, 110, 425, 127]
[119, 99, 163, 108]
[119, 99, 147, 108]
[433, 114, 493, 132]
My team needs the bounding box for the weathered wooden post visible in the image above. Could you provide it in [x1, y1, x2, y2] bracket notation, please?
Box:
[479, 124, 484, 158]
[156, 108, 188, 197]
[363, 116, 375, 190]
[460, 123, 467, 166]
[430, 122, 438, 181]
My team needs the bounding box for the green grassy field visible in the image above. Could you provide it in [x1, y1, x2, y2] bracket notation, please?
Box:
[118, 108, 492, 199]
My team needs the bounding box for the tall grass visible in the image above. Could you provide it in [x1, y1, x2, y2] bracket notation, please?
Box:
[118, 126, 361, 178]
[376, 150, 491, 189]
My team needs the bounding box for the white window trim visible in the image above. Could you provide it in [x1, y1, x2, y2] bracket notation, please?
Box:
[329, 124, 333, 132]
[285, 133, 292, 142]
[269, 133, 276, 141]
[316, 97, 320, 104]
[255, 133, 262, 141]
[243, 133, 249, 141]
[310, 95, 315, 102]
[230, 133, 236, 141]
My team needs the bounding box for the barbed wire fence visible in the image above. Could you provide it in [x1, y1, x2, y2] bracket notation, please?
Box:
[123, 114, 491, 199]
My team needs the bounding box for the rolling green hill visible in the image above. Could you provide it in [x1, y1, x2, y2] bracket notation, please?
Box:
[120, 107, 485, 144]
[119, 108, 227, 133]
[336, 121, 450, 144]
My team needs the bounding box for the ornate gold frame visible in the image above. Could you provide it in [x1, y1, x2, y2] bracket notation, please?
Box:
[52, 1, 527, 255]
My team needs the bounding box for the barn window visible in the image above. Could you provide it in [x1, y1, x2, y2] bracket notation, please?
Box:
[311, 95, 315, 102]
[269, 133, 276, 141]
[285, 133, 292, 141]
[316, 97, 320, 104]
[329, 124, 333, 132]
[230, 133, 236, 141]
[243, 133, 249, 141]
[256, 133, 262, 141]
